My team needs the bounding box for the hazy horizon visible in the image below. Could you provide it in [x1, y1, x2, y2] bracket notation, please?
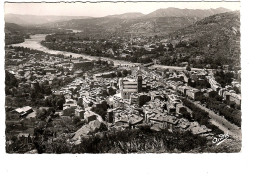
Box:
[5, 2, 240, 18]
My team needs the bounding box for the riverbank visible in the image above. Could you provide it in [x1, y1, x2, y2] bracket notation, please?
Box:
[11, 34, 138, 67]
[11, 34, 207, 71]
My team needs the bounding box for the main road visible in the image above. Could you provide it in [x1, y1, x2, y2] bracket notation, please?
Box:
[192, 100, 242, 140]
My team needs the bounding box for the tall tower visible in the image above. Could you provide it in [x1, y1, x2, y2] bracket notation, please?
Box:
[137, 75, 142, 93]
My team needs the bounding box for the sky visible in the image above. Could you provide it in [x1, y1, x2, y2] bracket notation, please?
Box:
[4, 1, 240, 17]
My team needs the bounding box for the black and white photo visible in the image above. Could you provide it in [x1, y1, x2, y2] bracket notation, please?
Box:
[4, 1, 241, 154]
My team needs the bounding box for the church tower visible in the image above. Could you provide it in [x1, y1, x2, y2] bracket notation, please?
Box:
[137, 75, 142, 93]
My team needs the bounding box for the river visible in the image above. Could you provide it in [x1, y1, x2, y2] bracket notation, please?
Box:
[11, 34, 202, 71]
[11, 34, 138, 66]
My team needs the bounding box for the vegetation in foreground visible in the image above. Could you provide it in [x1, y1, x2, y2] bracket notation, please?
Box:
[7, 123, 241, 153]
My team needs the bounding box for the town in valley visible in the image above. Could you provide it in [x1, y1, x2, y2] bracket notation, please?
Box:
[4, 2, 241, 153]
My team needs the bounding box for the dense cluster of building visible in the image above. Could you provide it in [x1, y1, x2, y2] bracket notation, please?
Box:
[5, 45, 241, 149]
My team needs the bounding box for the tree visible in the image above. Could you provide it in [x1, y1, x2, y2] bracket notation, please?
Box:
[186, 65, 191, 71]
[183, 111, 192, 121]
[73, 116, 81, 125]
[56, 98, 64, 110]
[214, 71, 234, 87]
[110, 61, 114, 66]
[36, 108, 48, 120]
[122, 69, 128, 77]
[233, 86, 241, 94]
[117, 71, 122, 77]
[5, 70, 18, 88]
[107, 87, 116, 96]
[88, 101, 93, 107]
[111, 72, 116, 78]
[43, 85, 52, 95]
[30, 90, 37, 99]
[96, 58, 102, 65]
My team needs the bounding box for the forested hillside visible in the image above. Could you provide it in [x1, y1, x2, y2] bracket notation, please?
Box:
[173, 11, 240, 68]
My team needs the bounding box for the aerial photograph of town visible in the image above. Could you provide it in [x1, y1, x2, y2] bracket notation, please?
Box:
[4, 1, 241, 154]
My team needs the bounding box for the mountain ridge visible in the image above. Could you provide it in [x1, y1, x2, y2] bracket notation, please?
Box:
[145, 7, 230, 18]
[4, 13, 92, 26]
[5, 7, 231, 26]
[172, 11, 240, 67]
[105, 12, 145, 19]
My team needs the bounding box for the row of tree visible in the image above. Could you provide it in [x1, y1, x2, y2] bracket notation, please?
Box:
[182, 98, 223, 134]
[200, 96, 241, 127]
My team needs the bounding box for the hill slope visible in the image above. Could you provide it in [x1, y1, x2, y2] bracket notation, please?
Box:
[5, 8, 231, 37]
[43, 7, 231, 36]
[5, 14, 91, 26]
[5, 23, 27, 44]
[46, 16, 198, 37]
[146, 7, 230, 18]
[173, 11, 240, 68]
[105, 12, 144, 19]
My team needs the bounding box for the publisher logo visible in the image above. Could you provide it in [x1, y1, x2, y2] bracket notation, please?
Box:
[212, 134, 229, 146]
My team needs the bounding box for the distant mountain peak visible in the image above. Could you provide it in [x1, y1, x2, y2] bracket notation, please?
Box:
[4, 14, 92, 26]
[105, 12, 144, 19]
[145, 7, 230, 18]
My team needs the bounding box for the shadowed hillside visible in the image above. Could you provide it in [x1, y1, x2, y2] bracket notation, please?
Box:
[46, 16, 198, 37]
[173, 11, 240, 68]
[43, 7, 231, 37]
[145, 7, 230, 18]
[5, 23, 27, 44]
